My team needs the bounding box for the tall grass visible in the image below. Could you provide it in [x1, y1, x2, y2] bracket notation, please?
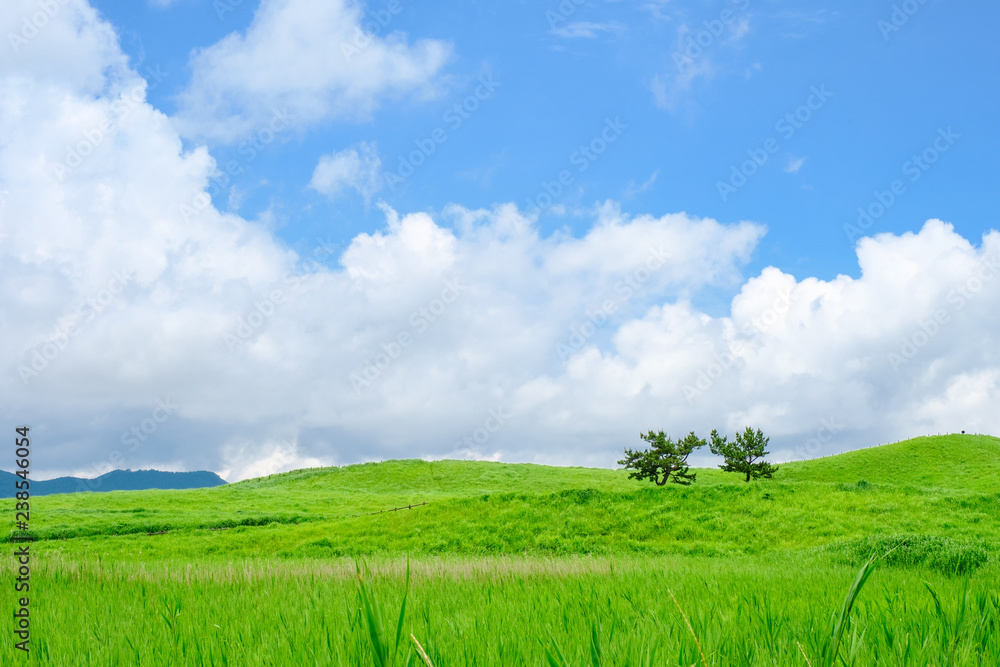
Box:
[4, 553, 996, 665]
[833, 534, 990, 575]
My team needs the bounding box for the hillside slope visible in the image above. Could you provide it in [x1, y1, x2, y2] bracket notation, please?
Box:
[232, 433, 1000, 495]
[3, 434, 997, 561]
[777, 434, 1000, 491]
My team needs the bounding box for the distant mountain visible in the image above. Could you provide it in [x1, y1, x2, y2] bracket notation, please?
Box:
[0, 469, 227, 498]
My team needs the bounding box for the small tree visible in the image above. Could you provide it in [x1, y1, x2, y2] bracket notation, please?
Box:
[709, 427, 778, 482]
[618, 431, 705, 486]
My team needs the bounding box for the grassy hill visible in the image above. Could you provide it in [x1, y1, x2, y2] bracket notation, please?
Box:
[778, 433, 1000, 491]
[7, 433, 998, 563]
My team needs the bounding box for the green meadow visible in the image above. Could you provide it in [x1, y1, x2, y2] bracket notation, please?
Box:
[3, 434, 999, 664]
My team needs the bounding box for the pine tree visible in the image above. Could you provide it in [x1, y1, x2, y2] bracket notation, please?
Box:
[709, 427, 778, 482]
[618, 431, 705, 486]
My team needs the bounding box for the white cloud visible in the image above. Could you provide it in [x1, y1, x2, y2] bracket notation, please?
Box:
[0, 0, 128, 94]
[218, 438, 335, 482]
[551, 21, 626, 39]
[173, 0, 452, 142]
[785, 156, 805, 173]
[642, 1, 673, 23]
[309, 141, 383, 201]
[625, 170, 659, 197]
[652, 62, 714, 112]
[728, 16, 751, 43]
[652, 10, 752, 110]
[773, 9, 839, 40]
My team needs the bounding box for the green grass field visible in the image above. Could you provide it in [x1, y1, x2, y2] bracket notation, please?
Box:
[2, 434, 999, 664]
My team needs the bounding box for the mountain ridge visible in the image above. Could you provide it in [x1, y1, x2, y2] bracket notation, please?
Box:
[0, 468, 226, 497]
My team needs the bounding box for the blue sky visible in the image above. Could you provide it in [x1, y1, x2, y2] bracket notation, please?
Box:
[2, 0, 999, 480]
[94, 0, 996, 286]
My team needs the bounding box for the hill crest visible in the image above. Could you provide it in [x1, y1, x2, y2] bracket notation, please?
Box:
[232, 433, 999, 494]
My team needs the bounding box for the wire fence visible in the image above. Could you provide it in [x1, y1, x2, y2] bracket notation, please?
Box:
[361, 502, 429, 517]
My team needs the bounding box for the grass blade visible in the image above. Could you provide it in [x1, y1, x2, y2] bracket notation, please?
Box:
[590, 621, 602, 667]
[393, 558, 411, 661]
[828, 556, 876, 666]
[796, 641, 813, 667]
[410, 634, 435, 667]
[544, 630, 570, 667]
[668, 589, 709, 667]
[356, 561, 388, 667]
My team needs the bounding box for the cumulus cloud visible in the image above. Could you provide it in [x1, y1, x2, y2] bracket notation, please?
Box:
[309, 141, 383, 201]
[3, 0, 999, 484]
[1, 0, 128, 93]
[218, 438, 334, 482]
[173, 0, 452, 142]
